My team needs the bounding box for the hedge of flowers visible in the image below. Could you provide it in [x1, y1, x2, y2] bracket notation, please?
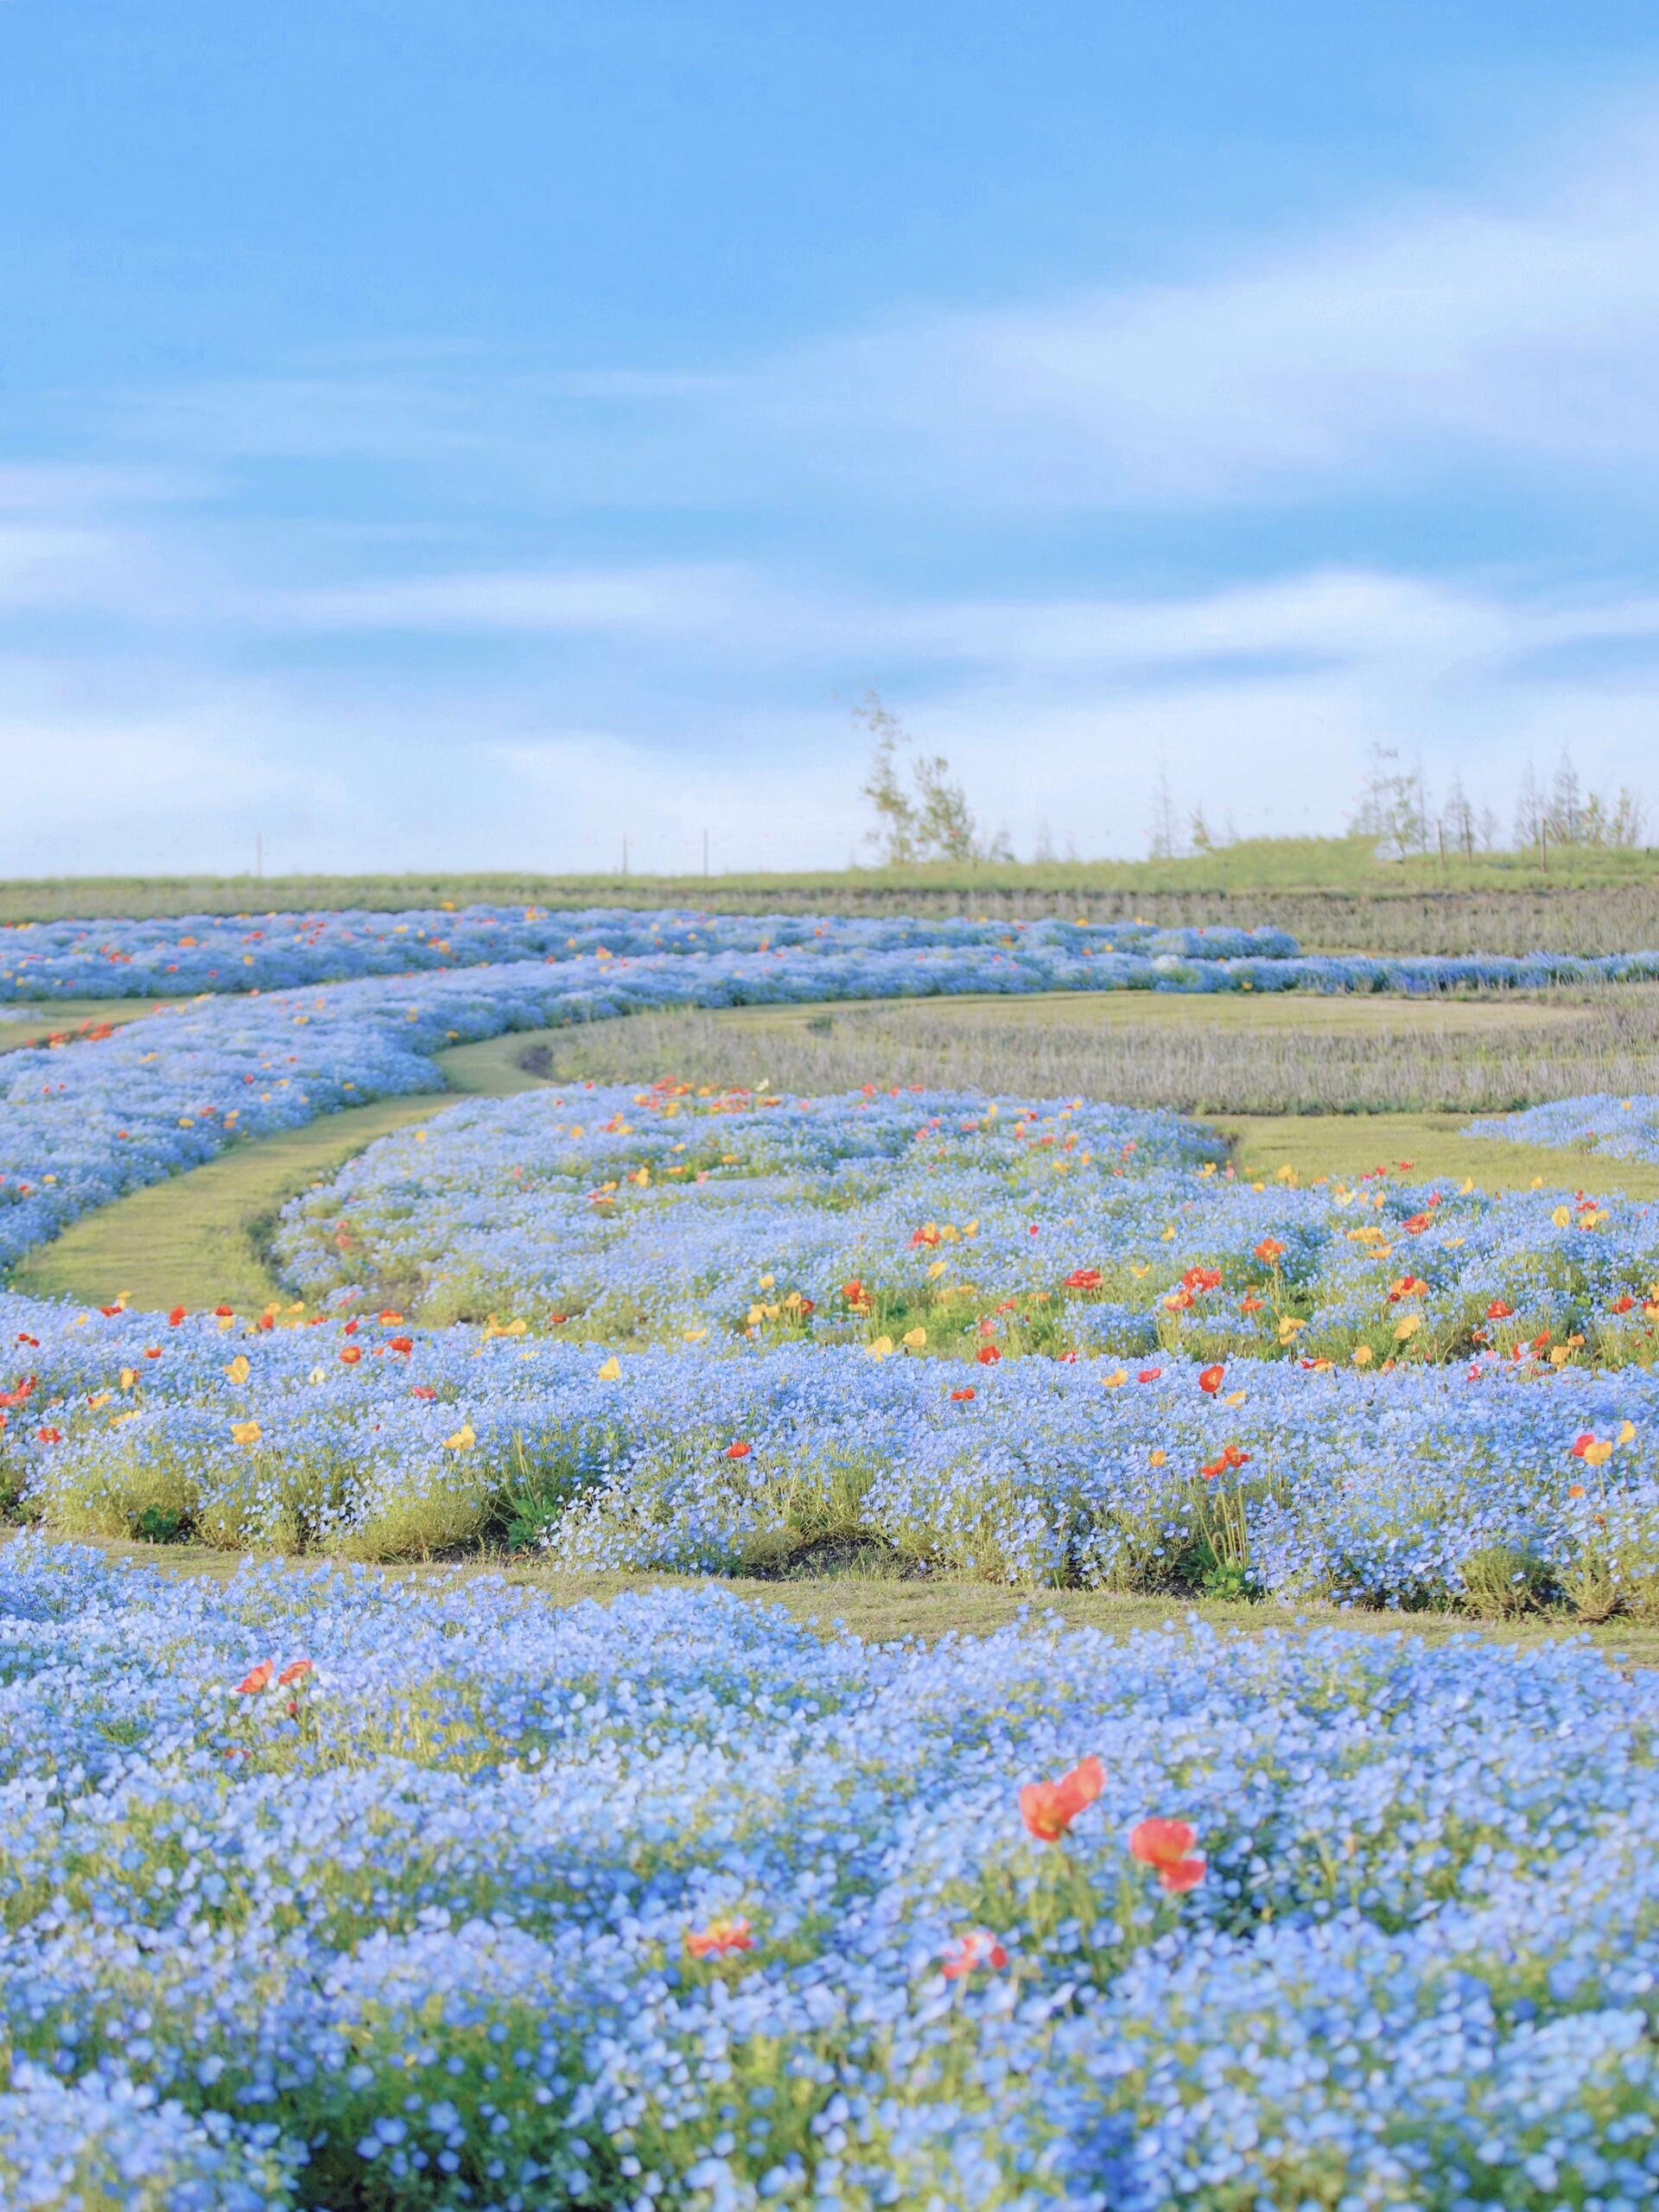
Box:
[1469, 1092, 1659, 1167]
[271, 1081, 1659, 1375]
[7, 899, 1659, 1000]
[4, 1541, 1659, 2209]
[0, 908, 1297, 1000]
[4, 1266, 1656, 1604]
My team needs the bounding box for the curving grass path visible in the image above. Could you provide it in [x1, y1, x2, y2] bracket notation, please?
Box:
[7, 1029, 551, 1311]
[7, 1002, 1659, 1315]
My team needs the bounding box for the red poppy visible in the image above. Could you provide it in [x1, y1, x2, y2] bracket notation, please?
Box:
[1402, 1213, 1431, 1236]
[1138, 1368, 1163, 1383]
[1199, 1443, 1251, 1480]
[234, 1662, 274, 1695]
[1182, 1266, 1224, 1294]
[213, 1305, 234, 1319]
[412, 1385, 438, 1400]
[976, 1344, 1002, 1366]
[1611, 1295, 1636, 1315]
[724, 1440, 753, 1460]
[1020, 1755, 1105, 1843]
[685, 1915, 753, 1959]
[277, 1659, 314, 1688]
[35, 1426, 62, 1446]
[0, 1376, 35, 1409]
[1065, 1268, 1103, 1293]
[340, 1345, 363, 1366]
[1129, 1817, 1207, 1892]
[386, 1337, 414, 1357]
[1198, 1364, 1224, 1395]
[942, 1930, 1009, 1980]
[950, 1387, 976, 1402]
[1253, 1237, 1286, 1264]
[168, 1306, 188, 1327]
[1484, 1298, 1514, 1319]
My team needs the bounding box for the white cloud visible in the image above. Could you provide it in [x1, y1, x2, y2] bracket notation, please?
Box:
[715, 115, 1659, 509]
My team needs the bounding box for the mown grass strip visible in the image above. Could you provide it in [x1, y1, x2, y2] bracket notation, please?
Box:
[0, 996, 176, 1054]
[1213, 1110, 1659, 1200]
[5, 1024, 558, 1311]
[40, 1531, 1659, 1662]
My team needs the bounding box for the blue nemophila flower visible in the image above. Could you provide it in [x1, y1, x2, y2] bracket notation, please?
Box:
[2, 1543, 1658, 2206]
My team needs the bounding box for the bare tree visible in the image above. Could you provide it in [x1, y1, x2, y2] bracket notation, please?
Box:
[1148, 760, 1182, 860]
[1440, 775, 1476, 861]
[854, 690, 988, 865]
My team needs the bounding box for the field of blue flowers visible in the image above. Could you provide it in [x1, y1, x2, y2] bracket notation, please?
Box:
[8, 899, 1659, 1000]
[4, 1541, 1659, 2210]
[4, 906, 1659, 2202]
[1471, 1091, 1659, 1166]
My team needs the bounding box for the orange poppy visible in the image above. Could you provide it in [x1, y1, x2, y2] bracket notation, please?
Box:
[1129, 1817, 1206, 1892]
[1020, 1755, 1105, 1843]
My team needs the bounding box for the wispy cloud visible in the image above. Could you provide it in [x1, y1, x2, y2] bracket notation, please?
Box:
[731, 116, 1659, 509]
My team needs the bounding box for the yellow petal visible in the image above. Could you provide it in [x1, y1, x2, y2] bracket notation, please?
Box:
[443, 1422, 476, 1451]
[226, 1355, 251, 1385]
[596, 1357, 622, 1382]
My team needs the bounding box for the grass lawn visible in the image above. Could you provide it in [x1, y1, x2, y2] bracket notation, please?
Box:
[28, 1530, 1659, 1662]
[1213, 1110, 1659, 1198]
[3, 837, 1657, 918]
[0, 995, 177, 1052]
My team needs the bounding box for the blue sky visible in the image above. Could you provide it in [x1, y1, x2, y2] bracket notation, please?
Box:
[6, 1, 1659, 875]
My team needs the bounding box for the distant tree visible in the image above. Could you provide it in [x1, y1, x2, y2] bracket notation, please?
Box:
[1350, 744, 1427, 860]
[855, 690, 988, 865]
[1440, 775, 1476, 860]
[1476, 805, 1502, 853]
[1148, 761, 1182, 860]
[1546, 748, 1586, 846]
[911, 747, 982, 861]
[855, 691, 920, 865]
[1512, 759, 1545, 850]
[1032, 817, 1055, 864]
[1608, 786, 1649, 848]
[1189, 807, 1215, 853]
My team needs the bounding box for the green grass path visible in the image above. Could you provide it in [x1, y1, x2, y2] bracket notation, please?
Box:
[8, 1029, 549, 1311]
[30, 1532, 1659, 1663]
